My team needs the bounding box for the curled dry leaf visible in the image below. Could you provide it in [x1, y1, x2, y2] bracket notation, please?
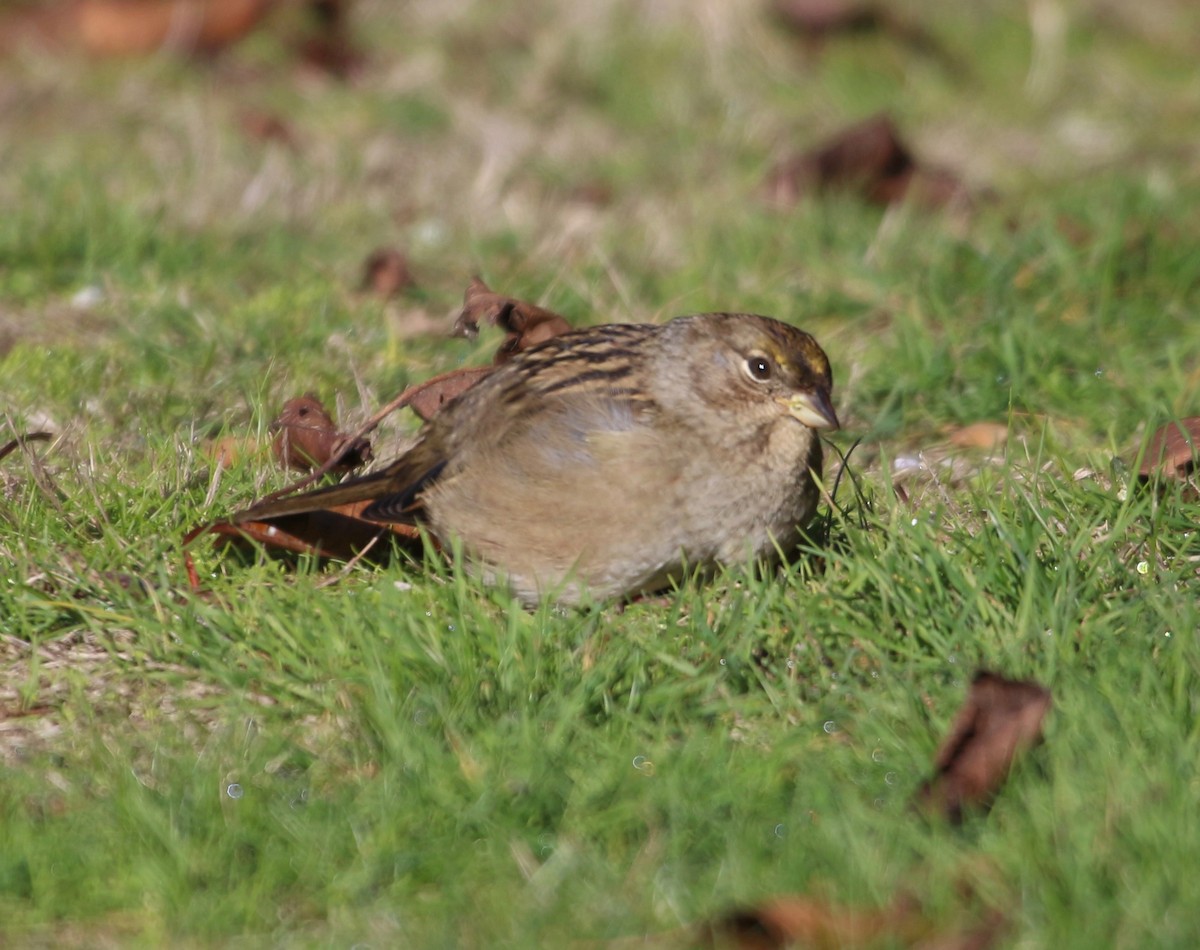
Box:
[404, 366, 494, 422]
[772, 0, 881, 39]
[184, 502, 422, 590]
[917, 671, 1052, 823]
[452, 276, 572, 364]
[76, 0, 274, 56]
[1138, 417, 1200, 482]
[271, 395, 372, 473]
[361, 248, 415, 298]
[193, 502, 420, 562]
[238, 110, 298, 149]
[764, 113, 971, 212]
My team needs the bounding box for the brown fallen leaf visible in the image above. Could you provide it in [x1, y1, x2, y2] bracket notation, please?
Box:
[76, 0, 275, 56]
[193, 502, 419, 561]
[568, 180, 615, 206]
[764, 114, 971, 212]
[405, 366, 494, 423]
[947, 422, 1008, 451]
[294, 0, 363, 78]
[271, 395, 372, 473]
[1138, 417, 1200, 482]
[452, 276, 572, 364]
[772, 0, 880, 39]
[708, 894, 927, 949]
[361, 248, 415, 298]
[238, 109, 298, 149]
[917, 671, 1051, 823]
[204, 435, 262, 468]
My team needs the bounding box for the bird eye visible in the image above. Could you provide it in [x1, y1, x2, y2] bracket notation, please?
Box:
[746, 356, 772, 381]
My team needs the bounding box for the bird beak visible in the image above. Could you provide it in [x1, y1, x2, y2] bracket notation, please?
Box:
[781, 390, 840, 430]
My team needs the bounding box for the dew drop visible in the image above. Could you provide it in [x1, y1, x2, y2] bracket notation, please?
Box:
[226, 783, 244, 800]
[1136, 560, 1150, 575]
[823, 720, 837, 734]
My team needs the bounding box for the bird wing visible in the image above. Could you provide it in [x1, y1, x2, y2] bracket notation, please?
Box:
[231, 434, 449, 525]
[231, 322, 661, 527]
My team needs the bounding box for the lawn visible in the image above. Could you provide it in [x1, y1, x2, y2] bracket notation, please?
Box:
[2, 0, 1200, 946]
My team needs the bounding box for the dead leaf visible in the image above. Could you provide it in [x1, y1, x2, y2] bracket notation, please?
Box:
[238, 110, 298, 149]
[361, 248, 415, 298]
[271, 395, 372, 473]
[947, 422, 1008, 451]
[194, 503, 418, 560]
[772, 0, 880, 39]
[1138, 417, 1200, 482]
[917, 671, 1051, 823]
[452, 276, 572, 364]
[770, 0, 962, 73]
[708, 894, 926, 949]
[764, 114, 971, 212]
[294, 0, 363, 78]
[184, 503, 421, 590]
[568, 180, 614, 206]
[404, 366, 494, 422]
[203, 435, 261, 468]
[76, 0, 274, 56]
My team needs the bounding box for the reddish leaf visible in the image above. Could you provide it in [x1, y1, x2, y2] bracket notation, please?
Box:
[765, 114, 970, 211]
[1138, 417, 1200, 481]
[947, 422, 1008, 451]
[295, 0, 363, 78]
[361, 248, 415, 298]
[271, 395, 372, 473]
[404, 366, 494, 422]
[567, 180, 614, 206]
[189, 501, 421, 563]
[238, 110, 298, 149]
[772, 0, 880, 39]
[917, 671, 1052, 823]
[204, 435, 260, 468]
[76, 0, 274, 56]
[452, 276, 572, 364]
[709, 895, 925, 949]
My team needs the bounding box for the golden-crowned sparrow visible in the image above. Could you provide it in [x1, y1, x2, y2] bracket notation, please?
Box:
[235, 312, 838, 604]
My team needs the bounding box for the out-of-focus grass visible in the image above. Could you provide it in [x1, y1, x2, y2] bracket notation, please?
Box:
[3, 1, 1200, 946]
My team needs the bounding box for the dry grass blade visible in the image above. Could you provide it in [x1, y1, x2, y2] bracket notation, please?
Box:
[0, 431, 54, 463]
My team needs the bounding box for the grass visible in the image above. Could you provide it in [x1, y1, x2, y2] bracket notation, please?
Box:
[3, 0, 1200, 945]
